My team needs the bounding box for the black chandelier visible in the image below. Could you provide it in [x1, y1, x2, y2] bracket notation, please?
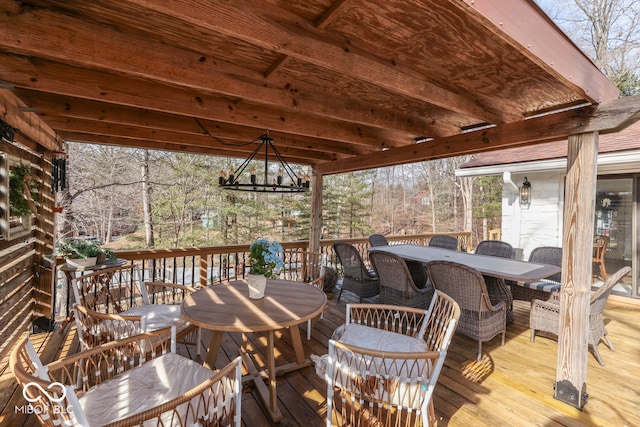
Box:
[218, 131, 310, 192]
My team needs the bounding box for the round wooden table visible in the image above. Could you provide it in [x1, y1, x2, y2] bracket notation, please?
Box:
[181, 279, 326, 422]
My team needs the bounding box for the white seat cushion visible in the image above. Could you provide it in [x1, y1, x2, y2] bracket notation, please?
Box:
[121, 304, 188, 332]
[317, 323, 433, 411]
[77, 352, 219, 426]
[313, 323, 429, 376]
[338, 323, 429, 352]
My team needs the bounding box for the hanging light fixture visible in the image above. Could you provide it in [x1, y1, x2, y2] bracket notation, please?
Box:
[519, 177, 531, 208]
[218, 131, 310, 192]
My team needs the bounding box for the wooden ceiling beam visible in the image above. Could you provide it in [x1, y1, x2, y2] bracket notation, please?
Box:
[13, 89, 368, 157]
[0, 2, 455, 138]
[0, 54, 411, 149]
[92, 0, 506, 124]
[59, 132, 246, 158]
[44, 116, 341, 163]
[315, 0, 354, 29]
[59, 131, 325, 164]
[317, 95, 640, 174]
[0, 89, 59, 153]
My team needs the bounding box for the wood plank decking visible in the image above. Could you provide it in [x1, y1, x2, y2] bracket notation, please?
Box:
[1, 289, 639, 426]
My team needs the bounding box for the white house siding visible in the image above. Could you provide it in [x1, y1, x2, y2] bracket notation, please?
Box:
[501, 172, 565, 260]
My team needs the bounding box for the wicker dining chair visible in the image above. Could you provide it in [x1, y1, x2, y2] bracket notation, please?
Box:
[370, 251, 434, 308]
[11, 330, 242, 427]
[333, 242, 380, 302]
[368, 233, 389, 247]
[71, 264, 200, 354]
[530, 265, 631, 366]
[592, 235, 609, 280]
[428, 235, 459, 251]
[73, 303, 170, 351]
[426, 260, 506, 361]
[369, 233, 430, 287]
[511, 246, 563, 302]
[475, 239, 515, 323]
[324, 293, 460, 427]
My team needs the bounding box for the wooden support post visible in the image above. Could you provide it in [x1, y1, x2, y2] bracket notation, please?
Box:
[556, 131, 598, 409]
[309, 168, 323, 254]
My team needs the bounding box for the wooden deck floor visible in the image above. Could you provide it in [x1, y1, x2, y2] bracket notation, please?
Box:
[1, 290, 639, 426]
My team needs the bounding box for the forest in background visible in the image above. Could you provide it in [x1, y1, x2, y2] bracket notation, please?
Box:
[56, 145, 501, 249]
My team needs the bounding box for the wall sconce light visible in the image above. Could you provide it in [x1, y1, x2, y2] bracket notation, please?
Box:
[519, 177, 531, 208]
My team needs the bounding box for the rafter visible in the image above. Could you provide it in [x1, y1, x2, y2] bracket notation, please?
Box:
[71, 0, 507, 124]
[0, 2, 458, 138]
[14, 89, 369, 158]
[43, 116, 342, 163]
[0, 55, 415, 149]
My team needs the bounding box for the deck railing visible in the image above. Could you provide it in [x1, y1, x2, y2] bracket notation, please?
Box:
[54, 232, 470, 318]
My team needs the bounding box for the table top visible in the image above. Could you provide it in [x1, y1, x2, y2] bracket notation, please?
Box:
[369, 244, 561, 282]
[181, 279, 327, 333]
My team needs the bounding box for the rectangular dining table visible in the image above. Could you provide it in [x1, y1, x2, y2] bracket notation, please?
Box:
[368, 244, 561, 282]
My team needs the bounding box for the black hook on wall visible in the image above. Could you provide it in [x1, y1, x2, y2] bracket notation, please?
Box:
[0, 118, 16, 143]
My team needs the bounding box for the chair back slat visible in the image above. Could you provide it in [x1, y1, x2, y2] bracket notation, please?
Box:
[369, 252, 414, 293]
[427, 261, 491, 312]
[370, 251, 433, 308]
[333, 242, 380, 302]
[475, 240, 513, 259]
[423, 290, 461, 352]
[590, 266, 631, 311]
[529, 246, 563, 283]
[72, 264, 145, 313]
[428, 235, 459, 251]
[334, 242, 371, 280]
[368, 234, 389, 247]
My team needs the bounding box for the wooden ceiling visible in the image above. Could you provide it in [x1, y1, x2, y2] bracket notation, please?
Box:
[0, 0, 621, 174]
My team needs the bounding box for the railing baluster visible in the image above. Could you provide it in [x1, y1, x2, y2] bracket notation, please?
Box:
[100, 233, 471, 290]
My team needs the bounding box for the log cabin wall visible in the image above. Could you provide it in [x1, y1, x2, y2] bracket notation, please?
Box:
[0, 89, 59, 362]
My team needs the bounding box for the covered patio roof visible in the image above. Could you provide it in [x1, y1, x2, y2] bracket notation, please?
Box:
[0, 0, 629, 174]
[1, 0, 640, 414]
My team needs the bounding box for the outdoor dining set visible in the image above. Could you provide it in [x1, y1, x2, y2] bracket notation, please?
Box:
[10, 235, 630, 426]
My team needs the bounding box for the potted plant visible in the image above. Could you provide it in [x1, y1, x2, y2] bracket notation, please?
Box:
[247, 238, 283, 299]
[57, 239, 114, 268]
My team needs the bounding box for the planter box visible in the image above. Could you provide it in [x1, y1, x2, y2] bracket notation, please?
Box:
[66, 257, 98, 269]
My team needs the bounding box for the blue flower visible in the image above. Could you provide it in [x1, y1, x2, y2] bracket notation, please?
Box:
[249, 239, 283, 278]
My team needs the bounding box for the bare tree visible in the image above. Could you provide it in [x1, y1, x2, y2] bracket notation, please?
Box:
[65, 143, 139, 243]
[539, 0, 640, 94]
[141, 149, 154, 247]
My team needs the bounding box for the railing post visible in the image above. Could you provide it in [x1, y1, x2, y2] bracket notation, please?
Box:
[200, 255, 209, 287]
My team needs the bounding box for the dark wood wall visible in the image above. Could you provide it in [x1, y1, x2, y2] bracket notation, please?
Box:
[0, 90, 59, 363]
